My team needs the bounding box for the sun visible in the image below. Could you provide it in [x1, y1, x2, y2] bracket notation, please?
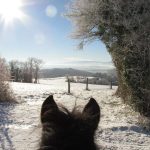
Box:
[0, 0, 27, 26]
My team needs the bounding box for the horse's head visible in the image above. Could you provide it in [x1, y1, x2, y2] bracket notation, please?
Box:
[40, 95, 100, 150]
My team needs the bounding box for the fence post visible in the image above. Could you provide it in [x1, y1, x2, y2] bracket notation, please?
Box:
[68, 78, 70, 93]
[110, 80, 112, 89]
[86, 77, 89, 90]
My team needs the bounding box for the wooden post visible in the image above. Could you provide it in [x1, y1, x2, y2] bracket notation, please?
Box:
[86, 77, 89, 90]
[68, 78, 70, 93]
[110, 80, 112, 89]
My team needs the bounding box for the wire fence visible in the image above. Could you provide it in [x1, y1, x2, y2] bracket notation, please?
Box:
[67, 77, 114, 94]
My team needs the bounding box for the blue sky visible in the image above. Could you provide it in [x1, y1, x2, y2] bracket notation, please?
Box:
[0, 0, 113, 70]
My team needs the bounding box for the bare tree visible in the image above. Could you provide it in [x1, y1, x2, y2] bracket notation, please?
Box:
[30, 58, 43, 83]
[22, 61, 31, 83]
[66, 0, 150, 117]
[9, 60, 24, 82]
[27, 57, 43, 83]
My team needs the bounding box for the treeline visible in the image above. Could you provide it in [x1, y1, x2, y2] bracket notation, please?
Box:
[68, 76, 118, 86]
[93, 70, 118, 85]
[68, 70, 118, 86]
[9, 57, 43, 83]
[0, 56, 43, 102]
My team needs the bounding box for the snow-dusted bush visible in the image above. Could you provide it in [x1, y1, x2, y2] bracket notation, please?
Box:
[0, 57, 15, 102]
[66, 0, 150, 118]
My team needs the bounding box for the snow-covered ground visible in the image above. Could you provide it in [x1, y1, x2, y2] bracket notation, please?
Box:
[0, 77, 150, 150]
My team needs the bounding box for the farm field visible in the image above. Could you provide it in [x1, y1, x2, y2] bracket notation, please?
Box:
[0, 77, 150, 150]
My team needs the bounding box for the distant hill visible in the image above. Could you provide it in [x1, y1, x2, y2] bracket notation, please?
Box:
[40, 68, 94, 78]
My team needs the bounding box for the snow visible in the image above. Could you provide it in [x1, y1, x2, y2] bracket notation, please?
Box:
[0, 77, 150, 150]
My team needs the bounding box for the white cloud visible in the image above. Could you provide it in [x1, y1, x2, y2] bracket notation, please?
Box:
[45, 5, 57, 18]
[34, 33, 46, 45]
[64, 57, 94, 62]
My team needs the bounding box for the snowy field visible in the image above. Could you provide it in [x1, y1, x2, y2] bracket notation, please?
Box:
[0, 77, 150, 150]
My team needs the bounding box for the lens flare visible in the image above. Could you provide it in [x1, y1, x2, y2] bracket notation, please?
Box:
[0, 0, 27, 26]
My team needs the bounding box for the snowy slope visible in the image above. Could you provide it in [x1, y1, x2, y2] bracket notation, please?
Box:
[0, 77, 150, 150]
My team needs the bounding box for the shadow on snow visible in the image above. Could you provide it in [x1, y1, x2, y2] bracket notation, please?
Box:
[0, 103, 15, 150]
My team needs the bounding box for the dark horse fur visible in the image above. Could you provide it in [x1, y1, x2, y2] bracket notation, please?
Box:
[39, 95, 100, 150]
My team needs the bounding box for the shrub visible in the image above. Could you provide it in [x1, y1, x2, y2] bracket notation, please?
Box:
[0, 57, 15, 102]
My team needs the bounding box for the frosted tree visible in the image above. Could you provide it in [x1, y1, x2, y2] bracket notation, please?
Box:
[27, 57, 43, 83]
[0, 57, 15, 102]
[9, 58, 43, 83]
[32, 58, 43, 83]
[66, 0, 150, 117]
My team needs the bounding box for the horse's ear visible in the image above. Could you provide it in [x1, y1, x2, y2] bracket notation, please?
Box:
[82, 98, 100, 130]
[41, 95, 58, 117]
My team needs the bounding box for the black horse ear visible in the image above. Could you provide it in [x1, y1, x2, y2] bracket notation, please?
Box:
[41, 95, 58, 117]
[82, 98, 100, 130]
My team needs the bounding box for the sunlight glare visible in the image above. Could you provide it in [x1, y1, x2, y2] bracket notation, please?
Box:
[0, 0, 27, 26]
